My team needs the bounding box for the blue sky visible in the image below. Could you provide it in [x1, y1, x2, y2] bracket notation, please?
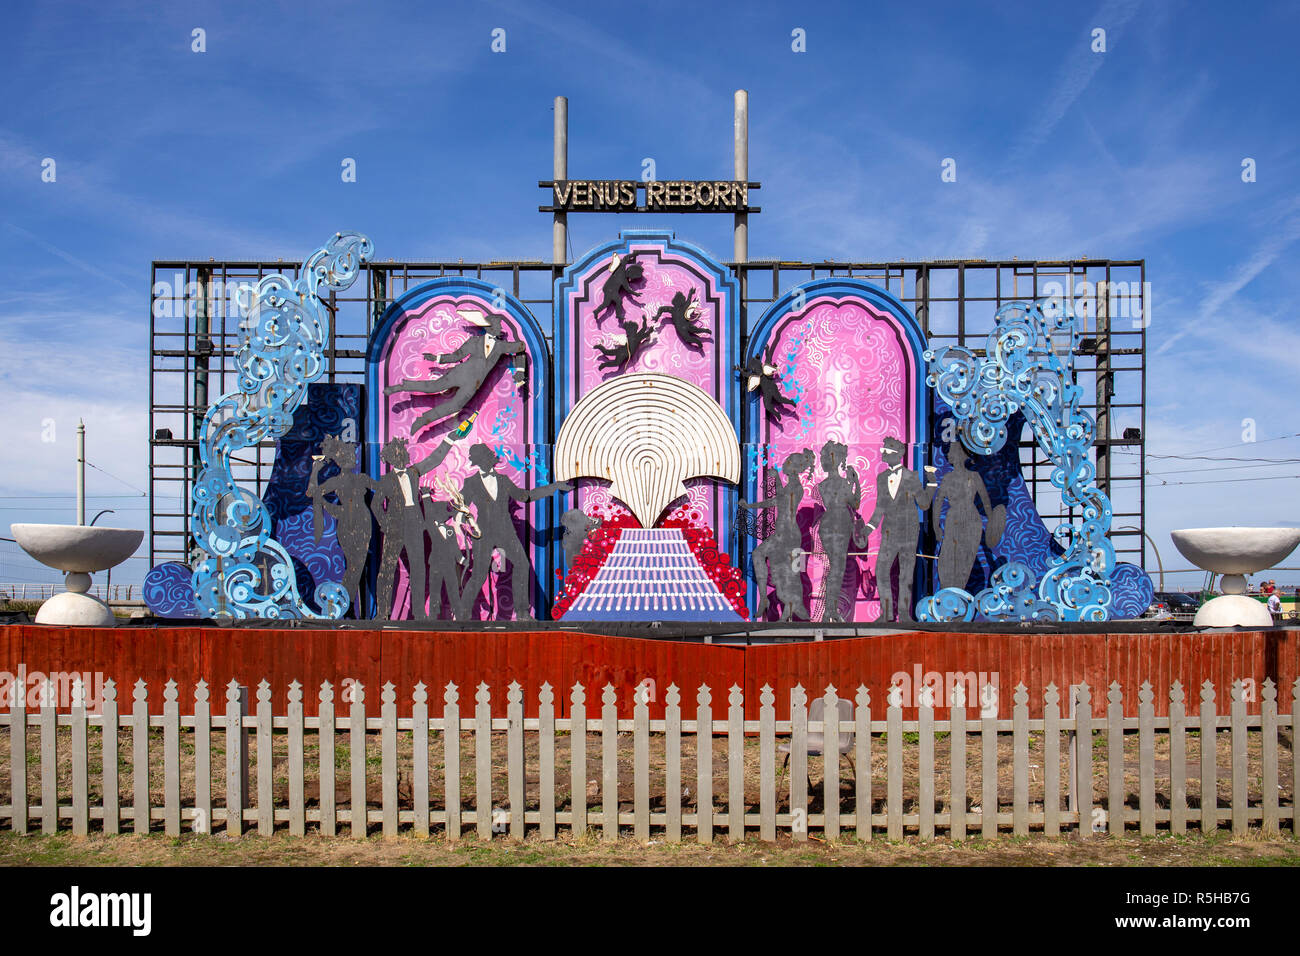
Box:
[1, 0, 1298, 591]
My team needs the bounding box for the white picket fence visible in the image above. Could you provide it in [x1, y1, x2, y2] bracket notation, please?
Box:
[1, 676, 1296, 841]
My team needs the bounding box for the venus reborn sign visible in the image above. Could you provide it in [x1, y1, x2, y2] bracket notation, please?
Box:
[540, 179, 760, 213]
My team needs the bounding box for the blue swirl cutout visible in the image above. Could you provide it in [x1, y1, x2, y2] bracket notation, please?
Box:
[920, 300, 1150, 622]
[190, 232, 373, 620]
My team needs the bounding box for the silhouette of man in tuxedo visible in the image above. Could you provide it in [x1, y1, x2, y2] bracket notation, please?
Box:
[454, 443, 571, 621]
[385, 309, 525, 436]
[864, 436, 938, 623]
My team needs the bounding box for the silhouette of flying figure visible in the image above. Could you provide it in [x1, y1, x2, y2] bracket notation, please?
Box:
[741, 447, 814, 621]
[932, 441, 1006, 591]
[307, 435, 376, 615]
[592, 311, 655, 373]
[736, 350, 798, 423]
[815, 440, 863, 623]
[370, 435, 458, 620]
[593, 253, 645, 325]
[385, 309, 525, 436]
[864, 436, 938, 624]
[654, 288, 709, 351]
[454, 443, 571, 622]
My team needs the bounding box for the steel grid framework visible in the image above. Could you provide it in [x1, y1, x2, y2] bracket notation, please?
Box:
[148, 257, 1148, 577]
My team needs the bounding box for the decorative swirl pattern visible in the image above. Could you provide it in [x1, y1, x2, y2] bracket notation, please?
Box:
[190, 231, 373, 619]
[920, 300, 1147, 622]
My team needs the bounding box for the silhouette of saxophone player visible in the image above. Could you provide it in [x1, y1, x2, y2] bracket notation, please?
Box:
[385, 309, 525, 436]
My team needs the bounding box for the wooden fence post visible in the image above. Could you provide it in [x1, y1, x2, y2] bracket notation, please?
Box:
[70, 677, 89, 836]
[855, 686, 872, 843]
[132, 679, 149, 835]
[41, 678, 58, 834]
[8, 671, 27, 834]
[1107, 681, 1124, 837]
[887, 683, 903, 841]
[1169, 681, 1186, 835]
[728, 685, 745, 843]
[444, 682, 461, 841]
[412, 682, 429, 839]
[507, 682, 524, 841]
[225, 680, 244, 837]
[163, 679, 180, 836]
[918, 683, 935, 841]
[1138, 681, 1155, 836]
[1230, 679, 1247, 837]
[350, 680, 367, 839]
[601, 683, 618, 842]
[634, 681, 650, 842]
[192, 681, 209, 835]
[102, 679, 117, 835]
[570, 683, 586, 839]
[382, 682, 398, 838]
[288, 680, 305, 837]
[788, 684, 806, 842]
[759, 684, 775, 842]
[1042, 682, 1059, 837]
[980, 681, 997, 840]
[474, 683, 492, 840]
[665, 684, 682, 843]
[319, 681, 336, 838]
[824, 685, 842, 842]
[1292, 678, 1300, 840]
[697, 684, 714, 844]
[1261, 678, 1278, 837]
[257, 680, 274, 836]
[1074, 682, 1093, 835]
[1199, 680, 1217, 835]
[1012, 683, 1028, 837]
[538, 683, 555, 841]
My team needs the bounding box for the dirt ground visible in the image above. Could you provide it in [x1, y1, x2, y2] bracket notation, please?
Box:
[1, 830, 1298, 867]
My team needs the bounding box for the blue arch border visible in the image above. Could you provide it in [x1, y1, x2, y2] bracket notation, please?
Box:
[743, 278, 932, 618]
[365, 276, 553, 616]
[552, 230, 742, 595]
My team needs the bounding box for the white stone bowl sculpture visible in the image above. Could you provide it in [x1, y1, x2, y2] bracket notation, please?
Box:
[1170, 527, 1300, 628]
[9, 524, 144, 627]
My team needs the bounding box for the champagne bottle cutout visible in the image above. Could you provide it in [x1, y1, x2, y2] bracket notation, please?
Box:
[452, 410, 479, 440]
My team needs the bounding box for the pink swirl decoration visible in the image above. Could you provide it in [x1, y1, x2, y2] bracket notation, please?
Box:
[375, 293, 540, 619]
[756, 296, 919, 622]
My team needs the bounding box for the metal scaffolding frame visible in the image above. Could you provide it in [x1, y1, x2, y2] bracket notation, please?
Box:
[149, 257, 1148, 575]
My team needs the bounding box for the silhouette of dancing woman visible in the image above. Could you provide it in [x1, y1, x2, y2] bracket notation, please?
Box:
[932, 441, 1005, 590]
[307, 435, 375, 616]
[815, 440, 862, 623]
[741, 447, 814, 621]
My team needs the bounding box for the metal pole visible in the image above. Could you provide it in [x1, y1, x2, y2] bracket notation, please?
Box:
[733, 89, 748, 263]
[1120, 525, 1164, 591]
[553, 95, 568, 265]
[76, 419, 86, 526]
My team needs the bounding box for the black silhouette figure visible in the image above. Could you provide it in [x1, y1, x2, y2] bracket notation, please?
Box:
[385, 309, 525, 435]
[370, 436, 457, 620]
[421, 493, 466, 620]
[654, 288, 709, 351]
[815, 440, 863, 623]
[741, 447, 814, 622]
[593, 253, 645, 325]
[560, 508, 601, 570]
[454, 443, 572, 622]
[592, 312, 655, 373]
[307, 435, 376, 615]
[932, 441, 1006, 591]
[736, 350, 798, 423]
[863, 436, 938, 624]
